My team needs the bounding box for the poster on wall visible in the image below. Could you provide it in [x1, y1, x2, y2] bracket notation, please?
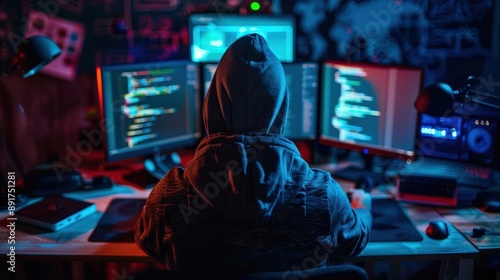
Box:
[24, 10, 85, 81]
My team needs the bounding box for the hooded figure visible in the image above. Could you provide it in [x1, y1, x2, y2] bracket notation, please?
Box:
[135, 33, 371, 272]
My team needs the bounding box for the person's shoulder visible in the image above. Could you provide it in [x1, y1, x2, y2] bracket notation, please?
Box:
[164, 166, 185, 180]
[306, 166, 344, 192]
[308, 166, 333, 181]
[150, 167, 188, 199]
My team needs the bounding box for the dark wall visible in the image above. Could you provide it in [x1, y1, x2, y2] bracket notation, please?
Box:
[279, 0, 496, 87]
[0, 0, 250, 74]
[0, 0, 496, 88]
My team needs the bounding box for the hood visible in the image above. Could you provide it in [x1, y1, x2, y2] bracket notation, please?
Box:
[184, 133, 309, 226]
[203, 33, 288, 135]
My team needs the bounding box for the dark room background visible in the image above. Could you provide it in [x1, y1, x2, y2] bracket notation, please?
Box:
[0, 0, 499, 183]
[1, 0, 498, 84]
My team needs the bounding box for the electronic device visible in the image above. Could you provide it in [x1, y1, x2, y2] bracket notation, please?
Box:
[188, 13, 295, 63]
[473, 192, 500, 213]
[318, 61, 424, 179]
[425, 220, 449, 240]
[396, 159, 493, 207]
[17, 195, 97, 231]
[396, 114, 498, 207]
[88, 198, 146, 242]
[24, 168, 84, 196]
[96, 60, 202, 188]
[416, 114, 497, 165]
[471, 226, 500, 238]
[23, 168, 113, 196]
[202, 61, 318, 140]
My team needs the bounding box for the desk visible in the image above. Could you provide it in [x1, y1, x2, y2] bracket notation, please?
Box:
[436, 205, 500, 273]
[436, 202, 500, 277]
[336, 181, 478, 280]
[348, 202, 478, 280]
[0, 185, 156, 280]
[436, 207, 500, 252]
[0, 179, 480, 280]
[0, 185, 153, 262]
[430, 171, 500, 256]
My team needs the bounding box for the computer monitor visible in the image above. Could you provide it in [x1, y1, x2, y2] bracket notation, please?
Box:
[188, 13, 295, 63]
[319, 61, 424, 180]
[202, 61, 319, 140]
[96, 60, 202, 187]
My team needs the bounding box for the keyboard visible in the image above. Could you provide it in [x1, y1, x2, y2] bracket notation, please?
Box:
[398, 158, 494, 190]
[396, 159, 495, 207]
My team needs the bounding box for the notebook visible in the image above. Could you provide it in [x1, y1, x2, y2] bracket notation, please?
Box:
[17, 195, 97, 231]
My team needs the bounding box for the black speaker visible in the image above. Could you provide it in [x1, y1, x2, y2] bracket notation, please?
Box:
[461, 118, 496, 164]
[24, 168, 84, 196]
[24, 168, 112, 196]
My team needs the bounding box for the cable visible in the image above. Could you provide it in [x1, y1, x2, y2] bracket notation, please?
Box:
[461, 75, 500, 110]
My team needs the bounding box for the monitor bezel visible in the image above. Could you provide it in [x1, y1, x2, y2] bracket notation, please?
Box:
[188, 13, 296, 63]
[318, 60, 425, 162]
[200, 61, 319, 140]
[96, 60, 202, 163]
[281, 60, 320, 140]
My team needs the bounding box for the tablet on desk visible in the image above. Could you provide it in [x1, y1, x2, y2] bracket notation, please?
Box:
[88, 198, 146, 242]
[16, 195, 97, 231]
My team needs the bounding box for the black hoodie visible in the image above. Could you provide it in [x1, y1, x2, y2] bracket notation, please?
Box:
[135, 33, 371, 272]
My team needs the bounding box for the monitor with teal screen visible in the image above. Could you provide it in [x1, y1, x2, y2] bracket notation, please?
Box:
[189, 13, 295, 63]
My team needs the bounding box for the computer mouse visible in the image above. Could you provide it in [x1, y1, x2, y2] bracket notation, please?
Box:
[473, 192, 500, 213]
[426, 220, 450, 240]
[355, 175, 375, 193]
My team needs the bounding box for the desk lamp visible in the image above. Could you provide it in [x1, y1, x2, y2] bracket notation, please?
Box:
[414, 76, 500, 117]
[2, 35, 61, 78]
[0, 35, 61, 210]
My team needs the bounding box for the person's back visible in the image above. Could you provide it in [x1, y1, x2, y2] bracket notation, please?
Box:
[134, 33, 372, 272]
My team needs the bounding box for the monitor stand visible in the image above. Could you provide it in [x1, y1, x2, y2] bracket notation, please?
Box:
[330, 153, 386, 185]
[122, 152, 181, 189]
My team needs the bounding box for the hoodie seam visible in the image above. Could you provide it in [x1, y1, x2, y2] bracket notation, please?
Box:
[244, 35, 255, 133]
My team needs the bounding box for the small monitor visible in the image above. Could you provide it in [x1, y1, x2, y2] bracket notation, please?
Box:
[319, 61, 424, 177]
[188, 13, 295, 63]
[202, 61, 319, 140]
[96, 60, 202, 186]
